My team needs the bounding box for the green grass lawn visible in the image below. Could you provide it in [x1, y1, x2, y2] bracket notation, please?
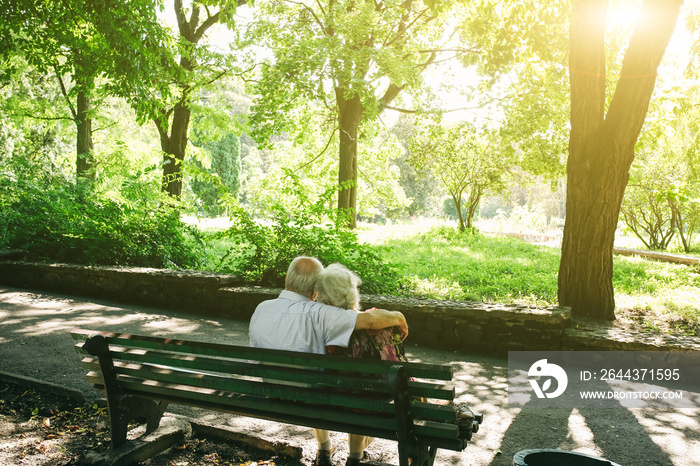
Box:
[192, 215, 700, 335]
[359, 221, 700, 335]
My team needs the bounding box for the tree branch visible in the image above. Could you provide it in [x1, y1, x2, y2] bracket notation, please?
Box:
[378, 83, 404, 111]
[53, 65, 77, 121]
[315, 0, 327, 16]
[604, 0, 683, 154]
[285, 0, 328, 34]
[194, 11, 221, 42]
[569, 0, 607, 150]
[200, 68, 231, 89]
[384, 5, 435, 49]
[189, 1, 202, 37]
[292, 125, 339, 173]
[417, 47, 479, 55]
[21, 113, 73, 122]
[414, 49, 437, 72]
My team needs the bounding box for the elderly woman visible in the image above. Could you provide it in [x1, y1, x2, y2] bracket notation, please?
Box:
[315, 263, 407, 361]
[315, 263, 407, 466]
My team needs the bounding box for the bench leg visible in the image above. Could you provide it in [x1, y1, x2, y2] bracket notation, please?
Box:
[83, 335, 130, 448]
[104, 397, 170, 448]
[120, 397, 169, 435]
[109, 407, 129, 448]
[145, 400, 168, 434]
[410, 445, 438, 466]
[105, 398, 170, 447]
[83, 336, 169, 447]
[391, 365, 420, 466]
[398, 447, 410, 466]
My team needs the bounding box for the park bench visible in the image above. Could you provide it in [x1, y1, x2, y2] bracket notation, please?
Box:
[71, 328, 483, 466]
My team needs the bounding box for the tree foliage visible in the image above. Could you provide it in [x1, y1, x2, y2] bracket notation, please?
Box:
[0, 57, 75, 182]
[240, 104, 408, 222]
[214, 189, 402, 294]
[457, 0, 571, 182]
[94, 0, 249, 198]
[0, 0, 111, 181]
[190, 132, 242, 215]
[246, 0, 461, 227]
[409, 119, 506, 231]
[387, 114, 441, 218]
[0, 0, 176, 184]
[622, 77, 700, 253]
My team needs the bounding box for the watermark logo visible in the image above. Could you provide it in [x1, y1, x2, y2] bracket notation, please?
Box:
[510, 351, 697, 408]
[528, 358, 568, 399]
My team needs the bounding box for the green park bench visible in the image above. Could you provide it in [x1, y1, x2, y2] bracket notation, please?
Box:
[70, 328, 483, 466]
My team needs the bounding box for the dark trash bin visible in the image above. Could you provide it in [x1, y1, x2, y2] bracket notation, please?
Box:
[513, 449, 622, 466]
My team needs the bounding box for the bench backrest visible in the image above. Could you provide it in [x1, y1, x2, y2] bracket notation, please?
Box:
[71, 328, 469, 452]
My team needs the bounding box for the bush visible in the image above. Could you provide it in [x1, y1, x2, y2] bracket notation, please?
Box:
[0, 179, 204, 269]
[213, 202, 403, 295]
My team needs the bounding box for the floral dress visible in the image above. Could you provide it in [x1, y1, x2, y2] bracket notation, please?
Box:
[327, 324, 407, 363]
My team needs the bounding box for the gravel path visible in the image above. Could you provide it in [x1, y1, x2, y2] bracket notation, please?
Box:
[1, 286, 698, 465]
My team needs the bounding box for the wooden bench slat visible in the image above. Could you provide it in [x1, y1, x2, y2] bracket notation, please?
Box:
[84, 371, 462, 443]
[77, 349, 394, 394]
[408, 381, 455, 400]
[72, 329, 453, 380]
[114, 374, 399, 433]
[84, 362, 460, 425]
[116, 364, 397, 414]
[123, 380, 467, 451]
[411, 401, 460, 423]
[76, 345, 455, 401]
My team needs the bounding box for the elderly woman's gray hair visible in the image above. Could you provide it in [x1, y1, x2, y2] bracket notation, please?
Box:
[315, 263, 362, 311]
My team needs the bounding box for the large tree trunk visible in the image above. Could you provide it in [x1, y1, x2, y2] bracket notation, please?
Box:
[160, 0, 211, 198]
[161, 103, 191, 197]
[73, 53, 95, 182]
[336, 87, 364, 229]
[76, 88, 95, 181]
[558, 0, 682, 320]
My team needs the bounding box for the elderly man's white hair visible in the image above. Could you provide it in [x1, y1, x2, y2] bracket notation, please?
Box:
[285, 256, 323, 298]
[315, 263, 362, 311]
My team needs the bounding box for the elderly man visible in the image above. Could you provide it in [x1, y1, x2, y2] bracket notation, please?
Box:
[249, 256, 408, 466]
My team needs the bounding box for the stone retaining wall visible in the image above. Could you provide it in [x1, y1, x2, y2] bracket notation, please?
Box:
[0, 260, 572, 354]
[0, 261, 244, 313]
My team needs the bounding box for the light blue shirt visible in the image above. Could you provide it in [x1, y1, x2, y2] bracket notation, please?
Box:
[249, 290, 358, 354]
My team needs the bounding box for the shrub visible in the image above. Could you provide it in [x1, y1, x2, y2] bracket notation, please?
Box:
[0, 179, 204, 269]
[213, 201, 402, 295]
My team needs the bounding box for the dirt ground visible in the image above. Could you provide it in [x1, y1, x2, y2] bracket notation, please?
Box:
[0, 382, 294, 466]
[1, 287, 699, 465]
